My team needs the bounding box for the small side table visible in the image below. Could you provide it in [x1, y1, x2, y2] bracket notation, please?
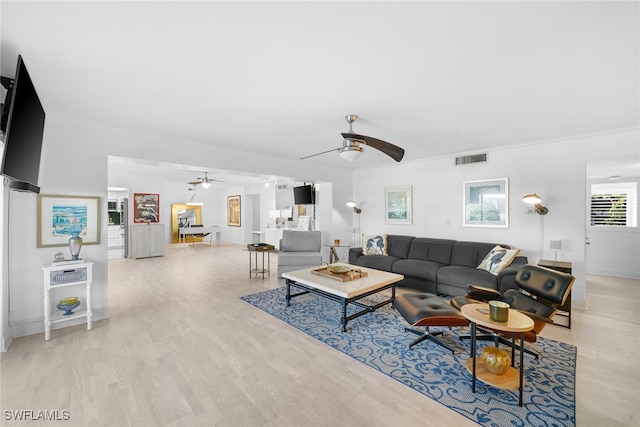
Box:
[461, 303, 534, 407]
[42, 261, 94, 341]
[537, 259, 573, 328]
[247, 243, 275, 279]
[323, 244, 351, 263]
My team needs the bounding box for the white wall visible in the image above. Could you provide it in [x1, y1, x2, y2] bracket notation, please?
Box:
[353, 129, 640, 309]
[0, 114, 353, 349]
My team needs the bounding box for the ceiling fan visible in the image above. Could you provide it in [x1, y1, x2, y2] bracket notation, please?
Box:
[301, 115, 405, 162]
[187, 171, 224, 188]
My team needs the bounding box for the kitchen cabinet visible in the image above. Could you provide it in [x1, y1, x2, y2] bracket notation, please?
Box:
[131, 224, 165, 259]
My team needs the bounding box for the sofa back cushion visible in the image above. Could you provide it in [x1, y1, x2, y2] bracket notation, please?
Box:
[280, 230, 321, 252]
[407, 238, 456, 264]
[386, 235, 415, 259]
[450, 241, 512, 267]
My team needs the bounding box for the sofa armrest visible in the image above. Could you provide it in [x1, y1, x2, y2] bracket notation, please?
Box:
[466, 284, 501, 301]
[349, 247, 363, 264]
[496, 256, 528, 294]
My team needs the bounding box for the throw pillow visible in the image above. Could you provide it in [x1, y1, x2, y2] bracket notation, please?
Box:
[477, 245, 520, 275]
[362, 234, 387, 255]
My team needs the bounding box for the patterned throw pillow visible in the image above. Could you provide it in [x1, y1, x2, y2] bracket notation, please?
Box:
[362, 234, 387, 255]
[477, 245, 521, 275]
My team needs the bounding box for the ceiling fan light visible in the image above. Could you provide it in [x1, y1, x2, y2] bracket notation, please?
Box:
[201, 181, 211, 189]
[339, 146, 363, 161]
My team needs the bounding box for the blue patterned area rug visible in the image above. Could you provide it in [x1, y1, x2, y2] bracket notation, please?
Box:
[241, 287, 576, 427]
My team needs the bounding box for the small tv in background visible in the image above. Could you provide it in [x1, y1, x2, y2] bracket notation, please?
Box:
[293, 184, 315, 205]
[0, 55, 46, 193]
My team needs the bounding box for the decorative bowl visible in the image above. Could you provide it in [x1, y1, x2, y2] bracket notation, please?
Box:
[56, 301, 80, 316]
[327, 264, 351, 274]
[481, 346, 511, 376]
[59, 296, 78, 305]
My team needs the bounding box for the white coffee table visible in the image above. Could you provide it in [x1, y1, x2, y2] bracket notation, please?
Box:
[282, 265, 404, 332]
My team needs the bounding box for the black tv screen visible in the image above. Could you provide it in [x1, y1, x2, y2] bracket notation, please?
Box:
[293, 184, 315, 205]
[1, 55, 46, 190]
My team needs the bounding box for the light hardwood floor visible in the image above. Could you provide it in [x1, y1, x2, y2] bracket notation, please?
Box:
[1, 243, 638, 426]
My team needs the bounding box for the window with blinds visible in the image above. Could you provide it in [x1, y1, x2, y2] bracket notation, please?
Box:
[590, 182, 637, 227]
[591, 194, 627, 226]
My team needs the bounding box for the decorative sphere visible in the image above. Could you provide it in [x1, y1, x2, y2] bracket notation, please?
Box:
[481, 346, 511, 376]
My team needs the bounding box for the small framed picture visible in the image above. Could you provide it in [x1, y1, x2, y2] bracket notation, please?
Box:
[385, 185, 412, 224]
[37, 194, 101, 247]
[227, 195, 241, 227]
[463, 178, 509, 228]
[133, 193, 160, 223]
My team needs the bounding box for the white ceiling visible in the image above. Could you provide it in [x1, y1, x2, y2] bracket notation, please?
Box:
[2, 1, 639, 182]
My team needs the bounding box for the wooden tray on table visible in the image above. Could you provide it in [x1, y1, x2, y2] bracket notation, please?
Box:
[311, 267, 368, 282]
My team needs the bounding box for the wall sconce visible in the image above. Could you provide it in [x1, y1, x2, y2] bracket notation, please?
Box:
[346, 200, 362, 214]
[522, 193, 548, 215]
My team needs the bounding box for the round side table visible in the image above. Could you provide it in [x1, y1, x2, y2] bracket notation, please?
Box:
[461, 303, 534, 407]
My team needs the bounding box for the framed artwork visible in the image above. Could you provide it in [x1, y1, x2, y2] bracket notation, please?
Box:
[133, 193, 160, 223]
[227, 195, 241, 227]
[463, 178, 509, 228]
[37, 194, 101, 247]
[297, 215, 310, 231]
[385, 185, 412, 224]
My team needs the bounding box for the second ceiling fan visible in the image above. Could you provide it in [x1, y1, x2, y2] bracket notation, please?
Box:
[187, 172, 225, 189]
[301, 115, 405, 162]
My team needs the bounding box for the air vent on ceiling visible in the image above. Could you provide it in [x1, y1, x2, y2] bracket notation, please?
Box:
[455, 153, 487, 165]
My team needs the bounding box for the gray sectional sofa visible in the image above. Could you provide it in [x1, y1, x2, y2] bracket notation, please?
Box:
[348, 235, 527, 296]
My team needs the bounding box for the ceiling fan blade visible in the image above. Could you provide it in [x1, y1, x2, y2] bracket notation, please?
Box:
[300, 147, 341, 160]
[187, 181, 201, 185]
[342, 133, 405, 162]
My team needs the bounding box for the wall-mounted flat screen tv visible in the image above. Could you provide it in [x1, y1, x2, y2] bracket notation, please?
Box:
[293, 184, 315, 205]
[0, 55, 46, 192]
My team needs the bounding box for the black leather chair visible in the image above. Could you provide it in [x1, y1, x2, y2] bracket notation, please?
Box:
[450, 264, 575, 358]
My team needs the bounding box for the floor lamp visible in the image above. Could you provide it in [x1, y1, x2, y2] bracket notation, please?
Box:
[346, 200, 361, 247]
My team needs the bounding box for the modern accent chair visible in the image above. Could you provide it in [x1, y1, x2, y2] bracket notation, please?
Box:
[277, 230, 322, 278]
[395, 292, 469, 354]
[450, 264, 575, 358]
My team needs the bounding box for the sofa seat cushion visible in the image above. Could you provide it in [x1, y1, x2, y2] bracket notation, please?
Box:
[437, 265, 499, 289]
[392, 259, 444, 283]
[278, 252, 323, 266]
[355, 254, 399, 272]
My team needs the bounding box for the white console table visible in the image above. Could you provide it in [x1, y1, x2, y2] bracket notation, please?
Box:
[42, 260, 93, 341]
[179, 226, 221, 247]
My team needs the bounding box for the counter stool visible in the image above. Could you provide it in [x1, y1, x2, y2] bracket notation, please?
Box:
[395, 292, 469, 354]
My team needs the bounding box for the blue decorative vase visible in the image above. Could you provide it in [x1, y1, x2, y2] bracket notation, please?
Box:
[56, 301, 80, 316]
[68, 233, 83, 260]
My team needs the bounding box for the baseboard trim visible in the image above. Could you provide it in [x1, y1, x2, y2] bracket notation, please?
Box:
[587, 269, 640, 280]
[5, 308, 111, 347]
